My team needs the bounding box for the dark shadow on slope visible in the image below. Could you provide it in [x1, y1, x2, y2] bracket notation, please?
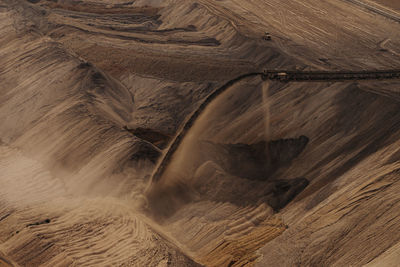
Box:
[147, 136, 310, 219]
[33, 0, 161, 16]
[124, 126, 172, 149]
[385, 149, 400, 165]
[268, 178, 309, 211]
[26, 219, 51, 227]
[129, 142, 162, 164]
[196, 135, 309, 180]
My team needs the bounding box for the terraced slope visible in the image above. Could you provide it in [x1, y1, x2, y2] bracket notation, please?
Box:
[0, 0, 400, 266]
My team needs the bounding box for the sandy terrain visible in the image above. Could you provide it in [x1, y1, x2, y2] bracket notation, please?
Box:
[371, 0, 400, 11]
[1, 0, 400, 266]
[0, 258, 12, 267]
[0, 259, 12, 267]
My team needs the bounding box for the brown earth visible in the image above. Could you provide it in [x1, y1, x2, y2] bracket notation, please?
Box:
[1, 0, 400, 266]
[370, 0, 400, 11]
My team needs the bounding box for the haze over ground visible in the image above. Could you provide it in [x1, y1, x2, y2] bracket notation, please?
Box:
[1, 0, 400, 266]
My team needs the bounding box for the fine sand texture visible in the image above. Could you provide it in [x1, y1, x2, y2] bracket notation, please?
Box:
[1, 0, 400, 266]
[370, 0, 400, 11]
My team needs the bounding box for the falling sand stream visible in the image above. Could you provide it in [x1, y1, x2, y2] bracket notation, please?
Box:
[144, 76, 291, 266]
[146, 75, 271, 215]
[262, 80, 271, 159]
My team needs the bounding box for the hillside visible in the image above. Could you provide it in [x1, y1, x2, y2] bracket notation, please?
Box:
[1, 0, 400, 266]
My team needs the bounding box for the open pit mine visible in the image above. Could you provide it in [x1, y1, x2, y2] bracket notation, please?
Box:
[1, 0, 400, 266]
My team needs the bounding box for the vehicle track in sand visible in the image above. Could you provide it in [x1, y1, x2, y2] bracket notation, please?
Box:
[343, 0, 400, 23]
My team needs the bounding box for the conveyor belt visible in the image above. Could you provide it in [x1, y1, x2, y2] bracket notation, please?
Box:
[263, 69, 400, 82]
[149, 69, 400, 185]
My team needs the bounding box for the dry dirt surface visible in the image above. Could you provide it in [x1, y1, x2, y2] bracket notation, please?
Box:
[370, 0, 400, 11]
[1, 0, 400, 266]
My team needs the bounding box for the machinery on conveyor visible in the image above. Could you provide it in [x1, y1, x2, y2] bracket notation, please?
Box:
[262, 69, 400, 82]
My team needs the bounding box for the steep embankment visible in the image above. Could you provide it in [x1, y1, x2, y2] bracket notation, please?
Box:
[0, 0, 289, 265]
[1, 0, 400, 266]
[146, 0, 400, 266]
[0, 146, 199, 266]
[0, 1, 201, 265]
